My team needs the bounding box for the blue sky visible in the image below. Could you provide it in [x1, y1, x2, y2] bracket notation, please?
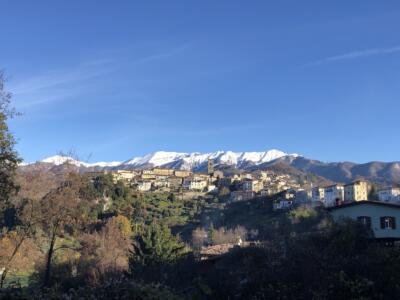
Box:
[1, 1, 400, 163]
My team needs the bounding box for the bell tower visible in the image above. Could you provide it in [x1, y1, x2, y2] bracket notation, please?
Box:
[207, 158, 214, 175]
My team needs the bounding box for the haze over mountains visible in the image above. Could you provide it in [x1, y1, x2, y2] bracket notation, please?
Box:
[21, 149, 400, 184]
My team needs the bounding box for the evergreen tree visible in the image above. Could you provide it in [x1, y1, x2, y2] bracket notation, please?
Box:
[0, 72, 21, 227]
[130, 222, 188, 267]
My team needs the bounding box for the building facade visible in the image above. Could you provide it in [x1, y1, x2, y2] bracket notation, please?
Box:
[330, 201, 400, 240]
[324, 184, 344, 207]
[153, 168, 175, 176]
[174, 170, 193, 178]
[312, 187, 325, 203]
[378, 187, 400, 203]
[344, 180, 369, 202]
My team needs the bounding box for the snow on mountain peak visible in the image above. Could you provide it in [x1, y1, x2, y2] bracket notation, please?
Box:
[122, 149, 298, 169]
[34, 149, 299, 170]
[39, 155, 122, 168]
[41, 155, 82, 166]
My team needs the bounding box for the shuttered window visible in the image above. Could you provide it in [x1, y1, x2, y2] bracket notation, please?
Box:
[357, 216, 371, 228]
[380, 217, 396, 230]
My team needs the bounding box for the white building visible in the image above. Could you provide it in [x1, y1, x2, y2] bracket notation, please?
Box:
[324, 184, 344, 207]
[183, 177, 208, 191]
[378, 187, 400, 203]
[312, 187, 325, 203]
[136, 180, 152, 192]
[207, 185, 218, 192]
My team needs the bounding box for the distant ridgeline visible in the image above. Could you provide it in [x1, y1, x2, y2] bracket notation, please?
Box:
[19, 150, 400, 184]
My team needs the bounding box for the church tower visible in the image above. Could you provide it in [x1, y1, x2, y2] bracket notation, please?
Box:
[207, 158, 214, 175]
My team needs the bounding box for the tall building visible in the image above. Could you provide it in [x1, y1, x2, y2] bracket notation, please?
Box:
[207, 158, 214, 175]
[324, 184, 344, 207]
[344, 180, 369, 202]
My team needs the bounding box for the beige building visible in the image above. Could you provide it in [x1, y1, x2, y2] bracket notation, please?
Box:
[112, 170, 137, 183]
[168, 177, 183, 190]
[142, 169, 155, 175]
[344, 180, 369, 202]
[153, 168, 175, 176]
[141, 173, 156, 180]
[174, 170, 193, 178]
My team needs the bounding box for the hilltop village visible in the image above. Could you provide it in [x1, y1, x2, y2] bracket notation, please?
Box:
[91, 159, 400, 211]
[94, 159, 302, 202]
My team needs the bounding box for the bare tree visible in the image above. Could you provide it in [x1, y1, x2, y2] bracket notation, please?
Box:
[0, 199, 41, 287]
[78, 216, 133, 286]
[38, 173, 86, 286]
[192, 227, 208, 249]
[211, 226, 248, 245]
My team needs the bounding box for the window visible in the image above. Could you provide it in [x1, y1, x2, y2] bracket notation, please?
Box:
[380, 216, 396, 230]
[357, 216, 371, 228]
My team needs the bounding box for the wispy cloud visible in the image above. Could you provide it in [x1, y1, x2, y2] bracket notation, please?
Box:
[9, 43, 190, 109]
[302, 46, 400, 68]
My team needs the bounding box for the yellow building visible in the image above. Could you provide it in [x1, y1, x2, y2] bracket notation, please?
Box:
[141, 173, 156, 180]
[153, 168, 175, 176]
[344, 180, 369, 202]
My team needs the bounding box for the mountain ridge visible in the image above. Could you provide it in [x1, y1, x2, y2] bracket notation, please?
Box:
[20, 150, 400, 184]
[26, 149, 298, 170]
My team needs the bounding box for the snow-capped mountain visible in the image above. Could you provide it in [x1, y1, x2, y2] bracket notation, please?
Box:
[20, 151, 400, 184]
[28, 149, 299, 171]
[39, 155, 122, 168]
[121, 149, 298, 170]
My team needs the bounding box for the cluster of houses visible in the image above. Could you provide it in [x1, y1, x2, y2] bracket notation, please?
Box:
[312, 181, 400, 207]
[311, 180, 370, 207]
[108, 167, 223, 193]
[266, 180, 400, 242]
[104, 166, 400, 242]
[102, 160, 307, 202]
[228, 172, 302, 202]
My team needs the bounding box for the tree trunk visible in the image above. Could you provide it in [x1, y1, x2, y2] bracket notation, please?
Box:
[44, 233, 57, 287]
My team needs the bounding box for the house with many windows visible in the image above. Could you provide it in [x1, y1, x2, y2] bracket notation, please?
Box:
[344, 180, 369, 202]
[378, 187, 400, 203]
[324, 184, 344, 207]
[329, 201, 400, 240]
